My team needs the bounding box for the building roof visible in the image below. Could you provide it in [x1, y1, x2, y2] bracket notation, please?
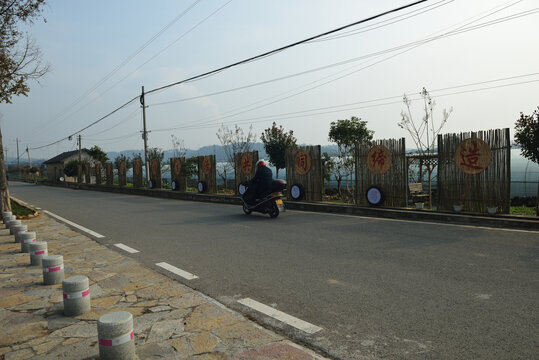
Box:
[43, 149, 90, 165]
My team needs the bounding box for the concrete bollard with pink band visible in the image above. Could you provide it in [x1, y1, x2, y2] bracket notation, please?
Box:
[29, 241, 48, 266]
[63, 275, 91, 316]
[3, 214, 15, 225]
[12, 224, 28, 239]
[98, 311, 135, 360]
[6, 219, 21, 231]
[20, 232, 37, 252]
[42, 255, 64, 285]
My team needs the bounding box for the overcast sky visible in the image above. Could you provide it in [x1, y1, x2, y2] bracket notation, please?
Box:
[1, 0, 537, 160]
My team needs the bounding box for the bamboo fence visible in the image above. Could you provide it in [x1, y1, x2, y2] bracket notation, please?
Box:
[355, 138, 407, 207]
[285, 145, 322, 201]
[234, 151, 258, 194]
[437, 128, 511, 213]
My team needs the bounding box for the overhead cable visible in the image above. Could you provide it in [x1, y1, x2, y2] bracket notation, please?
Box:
[145, 0, 429, 95]
[155, 2, 532, 130]
[25, 0, 202, 140]
[149, 4, 534, 108]
[29, 96, 139, 150]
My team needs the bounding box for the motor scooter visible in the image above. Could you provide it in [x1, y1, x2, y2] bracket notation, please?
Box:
[239, 179, 287, 218]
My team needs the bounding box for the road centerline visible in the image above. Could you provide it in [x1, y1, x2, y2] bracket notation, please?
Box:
[238, 298, 322, 334]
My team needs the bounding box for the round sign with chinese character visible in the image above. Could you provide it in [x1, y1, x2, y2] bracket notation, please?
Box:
[294, 149, 311, 175]
[202, 156, 212, 175]
[173, 160, 181, 175]
[366, 145, 392, 175]
[454, 138, 491, 174]
[241, 153, 252, 175]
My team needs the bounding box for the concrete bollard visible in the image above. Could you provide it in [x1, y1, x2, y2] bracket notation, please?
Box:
[62, 275, 91, 316]
[2, 211, 12, 218]
[20, 232, 37, 252]
[12, 224, 28, 239]
[3, 214, 15, 224]
[42, 255, 64, 285]
[7, 219, 21, 232]
[98, 311, 135, 360]
[15, 229, 31, 243]
[5, 218, 19, 228]
[29, 241, 48, 266]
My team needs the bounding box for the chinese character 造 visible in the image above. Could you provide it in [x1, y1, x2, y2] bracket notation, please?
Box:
[459, 141, 482, 170]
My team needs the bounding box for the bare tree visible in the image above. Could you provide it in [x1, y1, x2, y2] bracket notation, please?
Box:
[216, 124, 255, 190]
[170, 134, 186, 158]
[0, 0, 49, 212]
[399, 87, 452, 208]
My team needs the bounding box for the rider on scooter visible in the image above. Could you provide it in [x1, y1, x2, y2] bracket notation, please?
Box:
[246, 159, 273, 205]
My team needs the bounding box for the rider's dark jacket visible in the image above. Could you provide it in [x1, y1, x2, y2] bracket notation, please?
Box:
[251, 165, 273, 199]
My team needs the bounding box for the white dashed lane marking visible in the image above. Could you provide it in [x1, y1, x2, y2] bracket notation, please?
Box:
[238, 298, 322, 334]
[114, 243, 140, 253]
[156, 262, 199, 280]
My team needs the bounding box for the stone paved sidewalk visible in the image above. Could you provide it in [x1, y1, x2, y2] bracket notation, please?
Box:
[0, 214, 328, 360]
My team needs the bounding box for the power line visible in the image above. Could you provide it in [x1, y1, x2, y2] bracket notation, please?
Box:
[24, 0, 202, 141]
[24, 1, 427, 151]
[308, 0, 455, 43]
[152, 2, 533, 131]
[29, 96, 139, 150]
[149, 74, 539, 132]
[144, 0, 429, 95]
[102, 0, 234, 97]
[85, 131, 141, 143]
[26, 1, 535, 151]
[149, 3, 533, 109]
[83, 108, 140, 137]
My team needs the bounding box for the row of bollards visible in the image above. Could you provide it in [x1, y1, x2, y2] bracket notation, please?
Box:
[2, 210, 135, 359]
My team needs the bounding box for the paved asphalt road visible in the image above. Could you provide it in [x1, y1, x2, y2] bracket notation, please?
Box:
[10, 182, 539, 360]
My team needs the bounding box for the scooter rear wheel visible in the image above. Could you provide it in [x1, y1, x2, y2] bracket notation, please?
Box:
[242, 203, 252, 215]
[268, 201, 279, 218]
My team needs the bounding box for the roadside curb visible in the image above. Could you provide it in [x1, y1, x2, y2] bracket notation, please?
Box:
[38, 180, 539, 231]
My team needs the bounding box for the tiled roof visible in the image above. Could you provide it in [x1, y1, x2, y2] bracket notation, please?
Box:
[43, 149, 89, 164]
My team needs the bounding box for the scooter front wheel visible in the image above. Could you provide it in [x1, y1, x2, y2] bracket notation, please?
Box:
[243, 203, 252, 215]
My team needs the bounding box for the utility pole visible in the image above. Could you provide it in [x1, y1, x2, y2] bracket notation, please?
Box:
[78, 135, 82, 183]
[78, 134, 82, 164]
[16, 138, 20, 175]
[26, 146, 31, 167]
[141, 86, 150, 182]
